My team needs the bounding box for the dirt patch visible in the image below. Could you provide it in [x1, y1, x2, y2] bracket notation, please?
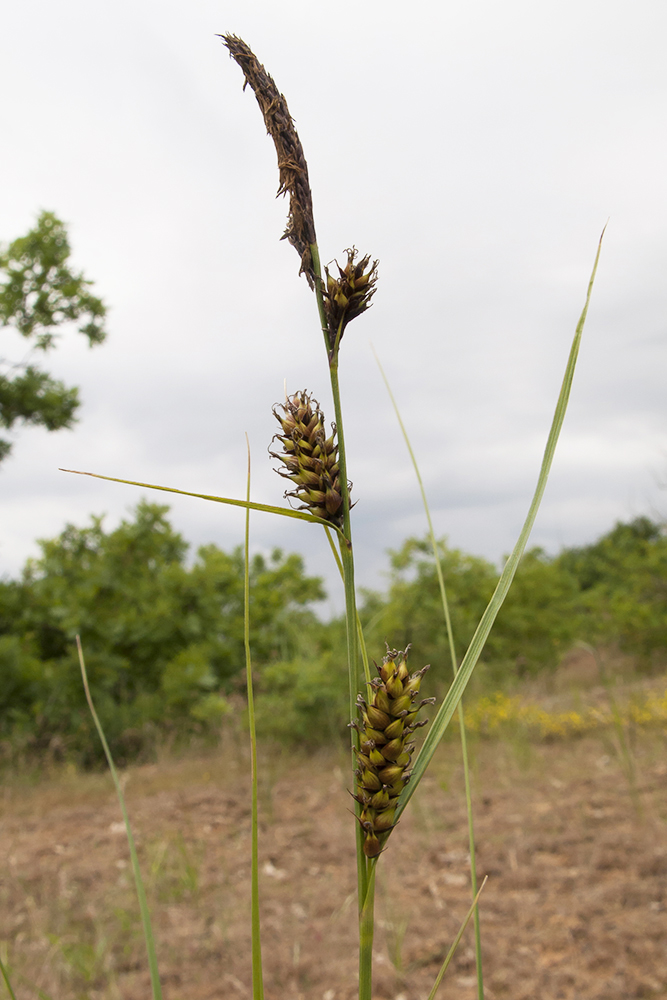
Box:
[1, 733, 666, 999]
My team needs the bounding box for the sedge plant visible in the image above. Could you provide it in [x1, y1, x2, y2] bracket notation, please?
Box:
[57, 34, 605, 1000]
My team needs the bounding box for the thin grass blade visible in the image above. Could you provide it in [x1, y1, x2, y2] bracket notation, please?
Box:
[426, 877, 488, 1000]
[0, 956, 54, 1000]
[76, 637, 163, 1000]
[59, 469, 345, 535]
[396, 227, 605, 820]
[243, 437, 265, 1000]
[324, 525, 372, 691]
[374, 350, 484, 997]
[0, 954, 17, 1000]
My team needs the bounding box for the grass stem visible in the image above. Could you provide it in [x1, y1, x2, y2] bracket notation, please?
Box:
[76, 636, 163, 1000]
[426, 877, 488, 1000]
[358, 861, 377, 1000]
[311, 241, 371, 997]
[374, 351, 485, 998]
[0, 954, 17, 1000]
[244, 436, 265, 1000]
[396, 227, 605, 815]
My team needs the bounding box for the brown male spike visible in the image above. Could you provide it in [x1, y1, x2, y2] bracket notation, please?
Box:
[220, 34, 317, 287]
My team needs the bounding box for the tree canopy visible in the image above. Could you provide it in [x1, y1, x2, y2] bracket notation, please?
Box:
[359, 515, 667, 686]
[0, 505, 665, 763]
[0, 501, 326, 762]
[0, 210, 107, 462]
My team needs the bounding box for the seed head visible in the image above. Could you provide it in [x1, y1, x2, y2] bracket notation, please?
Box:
[270, 391, 347, 527]
[353, 647, 435, 858]
[220, 34, 317, 286]
[323, 248, 379, 351]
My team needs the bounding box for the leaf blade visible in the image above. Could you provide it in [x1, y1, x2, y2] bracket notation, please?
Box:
[396, 227, 606, 819]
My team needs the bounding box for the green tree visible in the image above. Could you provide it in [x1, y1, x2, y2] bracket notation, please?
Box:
[487, 547, 581, 678]
[0, 502, 326, 760]
[0, 210, 107, 462]
[556, 516, 667, 663]
[359, 537, 498, 686]
[360, 536, 582, 688]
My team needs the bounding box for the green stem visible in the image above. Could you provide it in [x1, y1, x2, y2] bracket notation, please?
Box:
[426, 877, 488, 1000]
[311, 241, 370, 999]
[359, 861, 377, 1000]
[459, 715, 483, 995]
[310, 242, 332, 356]
[0, 954, 17, 1000]
[76, 637, 163, 1000]
[244, 438, 265, 1000]
[375, 351, 484, 997]
[324, 526, 372, 693]
[331, 327, 369, 919]
[430, 557, 484, 997]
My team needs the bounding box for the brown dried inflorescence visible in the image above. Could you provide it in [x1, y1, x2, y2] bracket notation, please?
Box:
[352, 648, 435, 858]
[323, 248, 379, 351]
[221, 34, 317, 286]
[270, 391, 346, 527]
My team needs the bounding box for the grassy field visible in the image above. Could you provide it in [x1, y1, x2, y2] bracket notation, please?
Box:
[1, 672, 666, 1000]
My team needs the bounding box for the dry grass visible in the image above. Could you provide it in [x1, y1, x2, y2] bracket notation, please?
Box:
[1, 716, 666, 1000]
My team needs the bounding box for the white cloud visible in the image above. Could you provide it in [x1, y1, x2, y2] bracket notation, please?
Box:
[1, 0, 665, 612]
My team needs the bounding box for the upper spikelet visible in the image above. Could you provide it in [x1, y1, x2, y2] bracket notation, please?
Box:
[270, 391, 345, 527]
[352, 647, 435, 858]
[323, 248, 379, 351]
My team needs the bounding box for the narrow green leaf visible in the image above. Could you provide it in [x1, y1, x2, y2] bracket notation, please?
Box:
[76, 637, 163, 1000]
[59, 468, 345, 535]
[0, 955, 54, 1000]
[426, 877, 488, 1000]
[324, 525, 372, 692]
[0, 954, 18, 1000]
[374, 350, 485, 998]
[243, 437, 265, 1000]
[396, 227, 605, 820]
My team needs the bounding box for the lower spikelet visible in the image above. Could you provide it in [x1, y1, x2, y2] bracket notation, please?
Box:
[352, 647, 435, 858]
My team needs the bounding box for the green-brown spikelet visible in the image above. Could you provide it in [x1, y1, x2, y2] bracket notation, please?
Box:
[352, 647, 435, 858]
[270, 391, 346, 527]
[323, 247, 379, 351]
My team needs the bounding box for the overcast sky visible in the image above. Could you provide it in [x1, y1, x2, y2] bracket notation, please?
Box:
[1, 0, 666, 614]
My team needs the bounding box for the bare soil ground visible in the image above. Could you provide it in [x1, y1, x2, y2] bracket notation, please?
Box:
[1, 730, 666, 1000]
